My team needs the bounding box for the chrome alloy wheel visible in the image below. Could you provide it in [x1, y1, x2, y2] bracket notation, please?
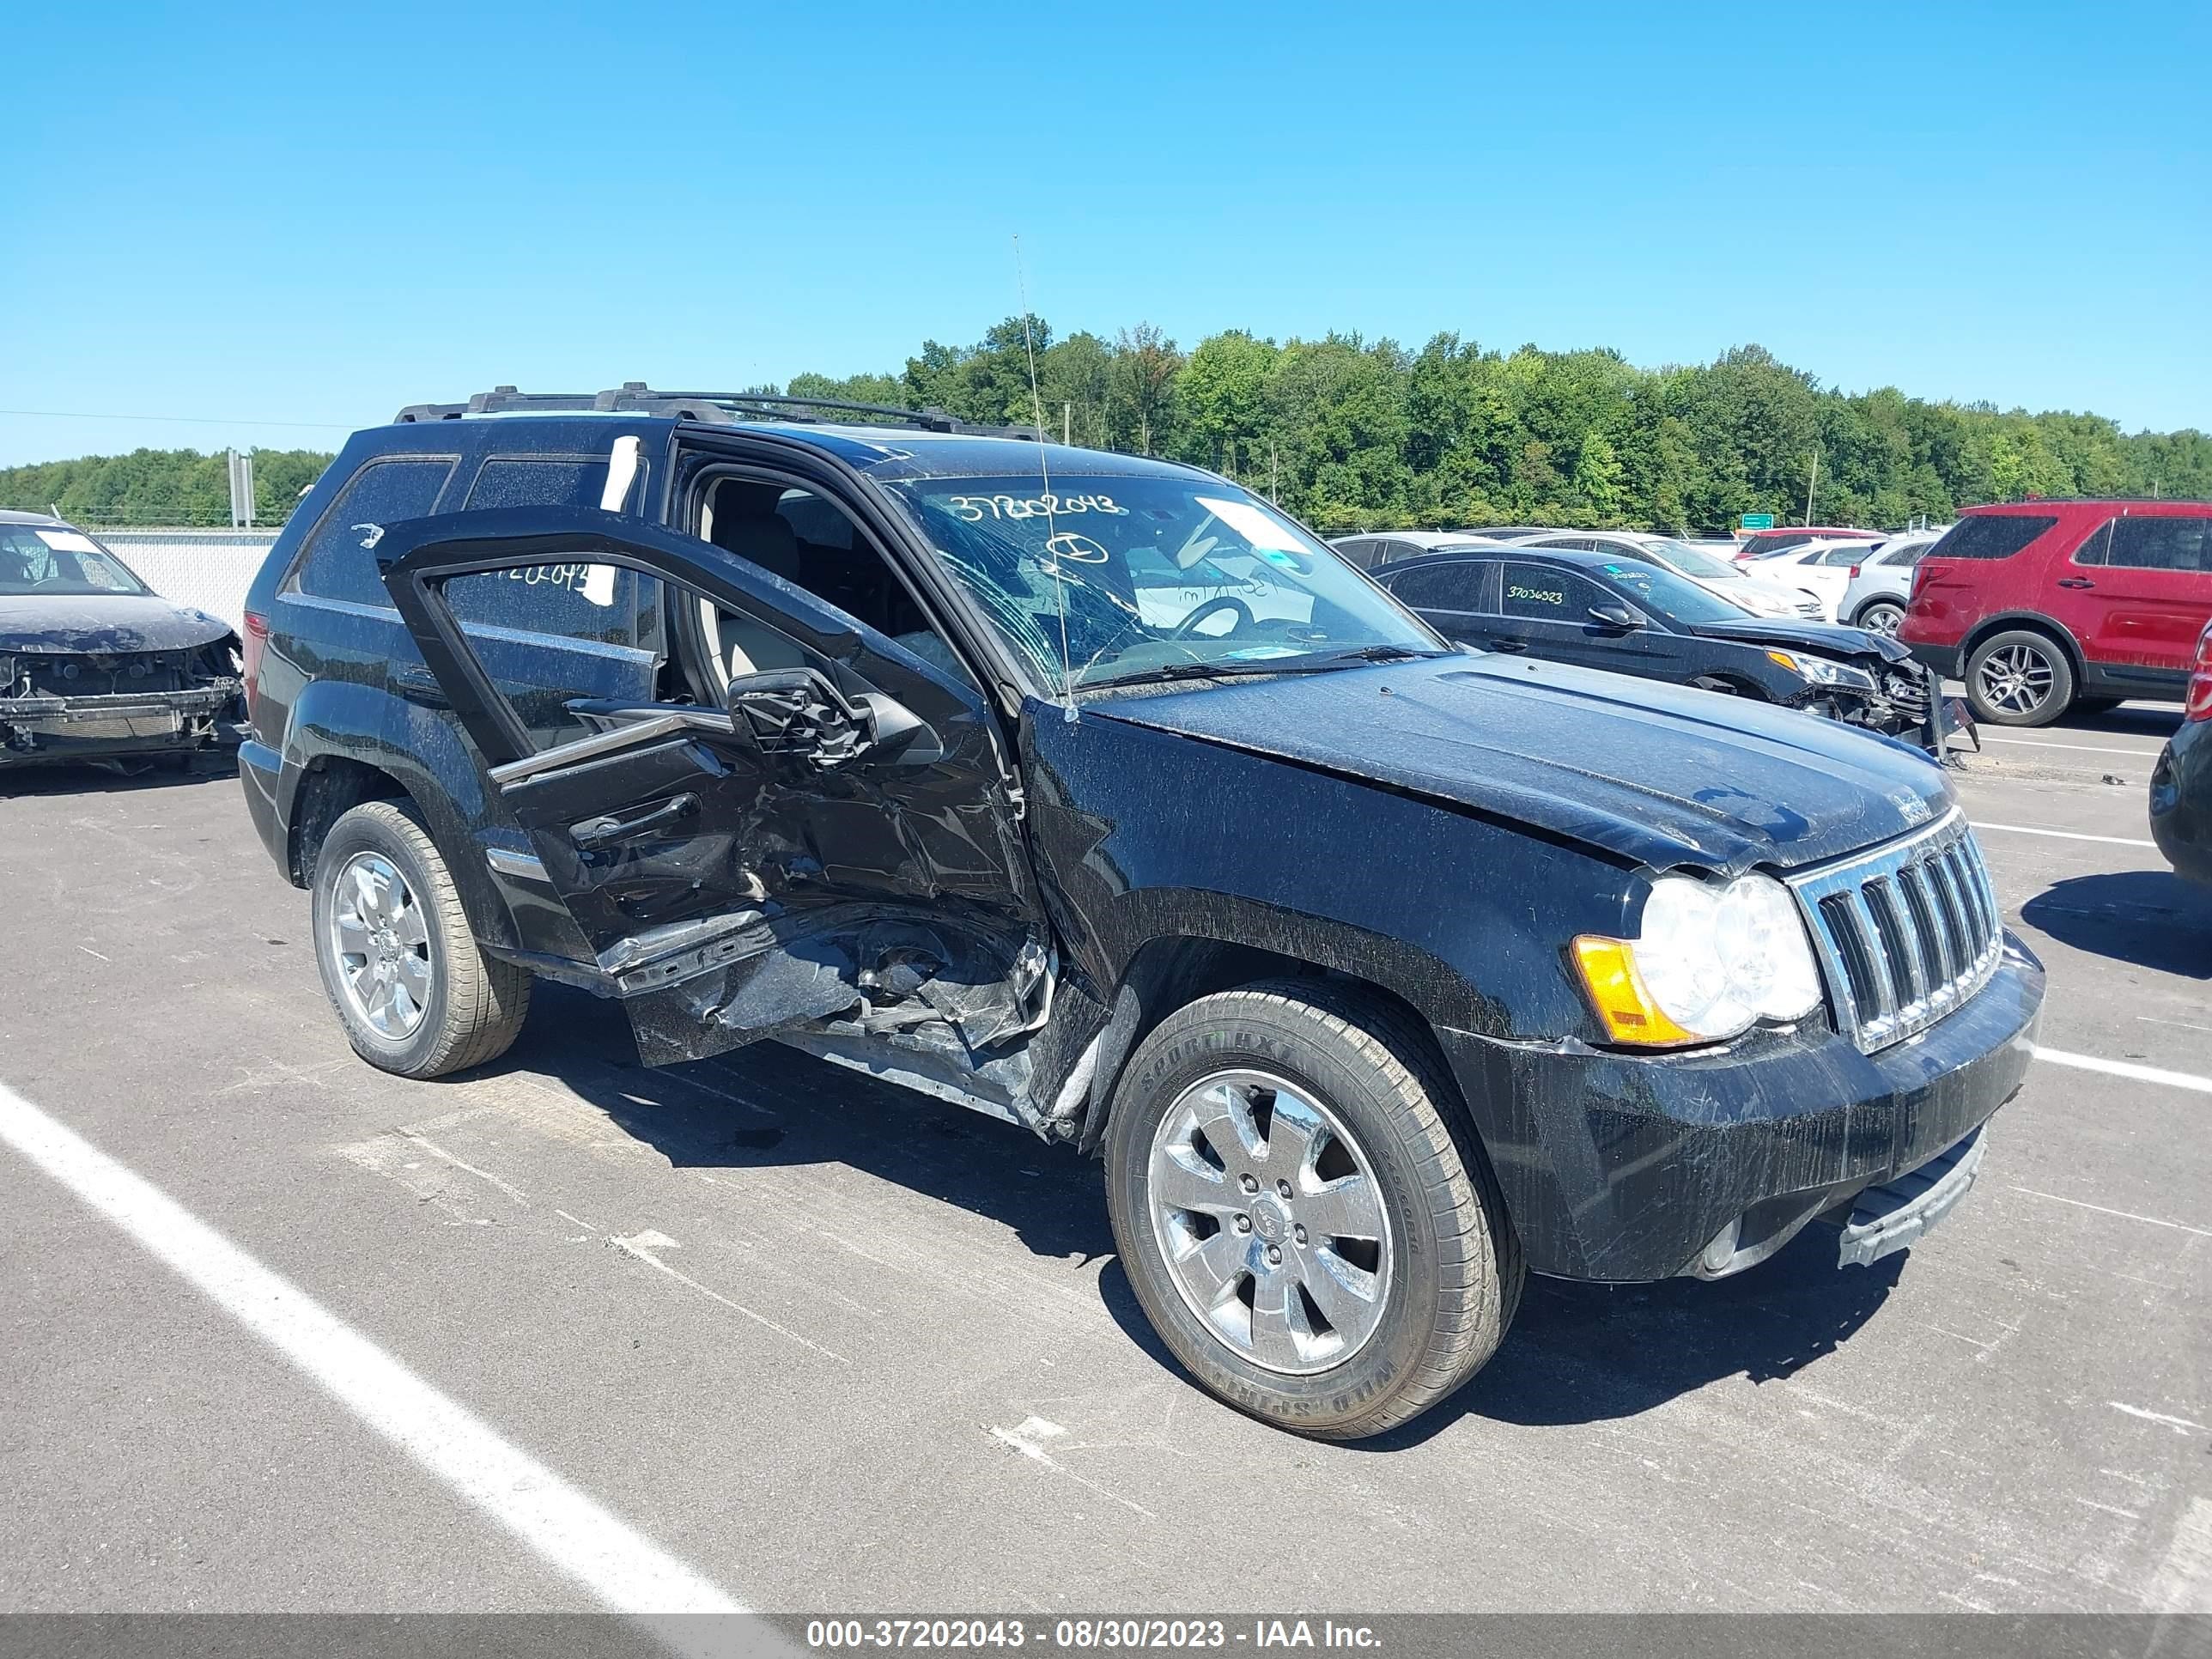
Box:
[1146, 1070, 1394, 1376]
[1859, 601, 1904, 637]
[328, 851, 433, 1039]
[1975, 641, 2057, 715]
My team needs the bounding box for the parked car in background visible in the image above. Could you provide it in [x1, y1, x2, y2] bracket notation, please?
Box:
[1901, 501, 2212, 726]
[1517, 531, 1825, 619]
[1747, 539, 1887, 622]
[0, 510, 245, 772]
[1374, 547, 1952, 750]
[1736, 526, 1882, 562]
[1838, 534, 1942, 636]
[1328, 530, 1512, 570]
[238, 384, 2042, 1441]
[2148, 620, 2212, 888]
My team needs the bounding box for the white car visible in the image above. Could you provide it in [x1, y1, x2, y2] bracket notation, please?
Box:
[1836, 533, 1942, 636]
[1741, 538, 1885, 622]
[1516, 531, 1825, 619]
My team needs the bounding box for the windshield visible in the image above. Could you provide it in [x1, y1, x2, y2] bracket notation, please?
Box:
[885, 474, 1443, 690]
[1596, 558, 1753, 624]
[1645, 539, 1747, 581]
[0, 526, 150, 598]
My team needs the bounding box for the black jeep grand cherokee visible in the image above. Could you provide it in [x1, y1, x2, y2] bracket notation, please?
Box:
[239, 386, 2044, 1440]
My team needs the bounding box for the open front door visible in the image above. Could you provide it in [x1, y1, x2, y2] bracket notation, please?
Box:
[377, 505, 1045, 1066]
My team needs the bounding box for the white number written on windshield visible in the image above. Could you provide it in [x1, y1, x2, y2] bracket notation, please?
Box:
[945, 493, 1129, 522]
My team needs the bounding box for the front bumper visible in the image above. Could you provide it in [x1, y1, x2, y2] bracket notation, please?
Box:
[2149, 722, 2212, 887]
[0, 684, 243, 766]
[1435, 932, 2045, 1282]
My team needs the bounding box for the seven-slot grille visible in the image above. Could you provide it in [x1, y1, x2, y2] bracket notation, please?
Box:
[1785, 811, 2002, 1053]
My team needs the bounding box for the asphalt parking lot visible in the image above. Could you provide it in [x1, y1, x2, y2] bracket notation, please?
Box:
[2, 706, 2207, 1618]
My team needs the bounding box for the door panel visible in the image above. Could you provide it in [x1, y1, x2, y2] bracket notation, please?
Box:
[2066, 512, 2212, 674]
[375, 505, 1043, 1065]
[1493, 562, 1644, 672]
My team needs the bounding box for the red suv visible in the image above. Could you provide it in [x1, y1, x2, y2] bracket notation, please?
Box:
[1900, 501, 2212, 726]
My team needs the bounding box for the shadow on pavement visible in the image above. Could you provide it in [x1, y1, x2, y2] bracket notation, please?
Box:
[0, 751, 236, 797]
[2021, 870, 2212, 979]
[2052, 703, 2183, 740]
[509, 983, 1116, 1266]
[504, 985, 1912, 1440]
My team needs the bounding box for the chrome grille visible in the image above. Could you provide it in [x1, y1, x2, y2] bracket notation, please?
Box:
[1787, 811, 2002, 1052]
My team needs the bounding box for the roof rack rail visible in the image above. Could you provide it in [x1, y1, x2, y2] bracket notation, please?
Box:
[393, 383, 1042, 440]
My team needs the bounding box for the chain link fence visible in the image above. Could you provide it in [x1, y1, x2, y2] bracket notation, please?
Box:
[88, 528, 281, 630]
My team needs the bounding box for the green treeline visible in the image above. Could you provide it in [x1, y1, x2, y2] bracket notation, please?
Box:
[795, 320, 2211, 532]
[6, 325, 2206, 532]
[0, 447, 333, 529]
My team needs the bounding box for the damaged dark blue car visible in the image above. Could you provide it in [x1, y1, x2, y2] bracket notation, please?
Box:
[237, 387, 2045, 1440]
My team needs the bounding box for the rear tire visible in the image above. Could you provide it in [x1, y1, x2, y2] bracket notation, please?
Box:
[1966, 629, 2075, 726]
[311, 799, 532, 1079]
[1104, 981, 1522, 1441]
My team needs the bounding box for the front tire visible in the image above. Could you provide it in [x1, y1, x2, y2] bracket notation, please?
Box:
[311, 799, 532, 1079]
[1104, 981, 1522, 1441]
[1966, 629, 2075, 726]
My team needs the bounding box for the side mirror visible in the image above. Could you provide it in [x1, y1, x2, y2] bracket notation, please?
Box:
[724, 667, 942, 768]
[1589, 602, 1644, 631]
[726, 667, 873, 765]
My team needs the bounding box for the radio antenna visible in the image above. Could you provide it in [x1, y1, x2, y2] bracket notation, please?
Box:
[1014, 235, 1078, 721]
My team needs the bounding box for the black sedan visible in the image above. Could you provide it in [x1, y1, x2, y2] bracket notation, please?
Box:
[1, 511, 245, 772]
[2148, 623, 2211, 888]
[1372, 545, 1961, 751]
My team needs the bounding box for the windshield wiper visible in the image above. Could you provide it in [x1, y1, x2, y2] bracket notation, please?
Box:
[1083, 643, 1446, 690]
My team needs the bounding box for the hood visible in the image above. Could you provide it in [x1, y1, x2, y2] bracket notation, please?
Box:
[0, 593, 236, 655]
[1092, 653, 1950, 873]
[1686, 614, 1910, 662]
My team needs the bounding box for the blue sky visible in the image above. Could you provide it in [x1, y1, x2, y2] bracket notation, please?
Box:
[6, 0, 2208, 466]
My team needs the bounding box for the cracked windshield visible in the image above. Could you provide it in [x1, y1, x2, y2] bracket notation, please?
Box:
[887, 475, 1443, 690]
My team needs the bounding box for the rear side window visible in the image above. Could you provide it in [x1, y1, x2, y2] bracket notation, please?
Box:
[1387, 562, 1485, 610]
[463, 457, 612, 510]
[292, 457, 456, 608]
[1927, 514, 2056, 562]
[2104, 515, 2212, 573]
[445, 563, 641, 646]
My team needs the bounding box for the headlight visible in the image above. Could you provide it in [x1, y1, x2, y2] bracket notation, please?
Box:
[1572, 872, 1825, 1046]
[1737, 587, 1790, 616]
[1765, 649, 1876, 691]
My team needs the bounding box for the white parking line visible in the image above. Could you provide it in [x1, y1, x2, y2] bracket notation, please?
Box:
[1971, 820, 2159, 848]
[0, 1080, 745, 1617]
[1982, 735, 2168, 759]
[2008, 1188, 2212, 1239]
[2034, 1047, 2212, 1095]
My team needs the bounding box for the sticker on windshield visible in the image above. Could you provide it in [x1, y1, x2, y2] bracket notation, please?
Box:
[1194, 495, 1305, 556]
[33, 529, 100, 553]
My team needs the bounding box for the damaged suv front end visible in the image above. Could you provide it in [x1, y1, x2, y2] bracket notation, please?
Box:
[0, 515, 245, 770]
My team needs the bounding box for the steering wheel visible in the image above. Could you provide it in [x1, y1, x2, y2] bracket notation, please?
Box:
[1168, 595, 1254, 639]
